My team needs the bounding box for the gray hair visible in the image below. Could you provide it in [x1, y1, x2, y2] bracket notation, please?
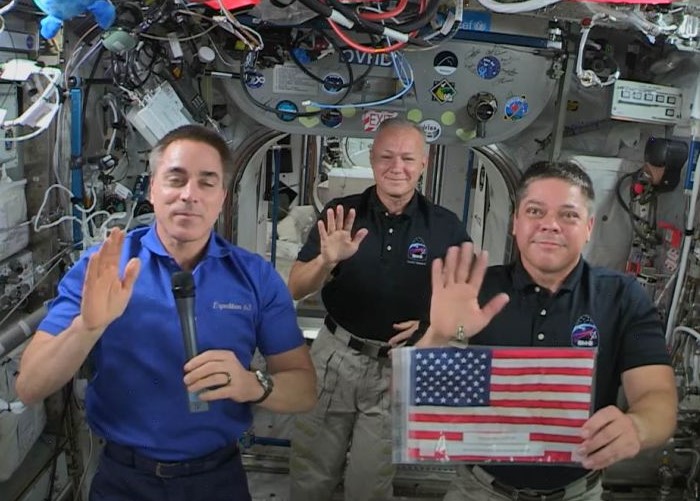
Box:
[375, 117, 427, 142]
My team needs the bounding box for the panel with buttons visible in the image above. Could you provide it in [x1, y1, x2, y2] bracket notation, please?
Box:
[610, 79, 682, 125]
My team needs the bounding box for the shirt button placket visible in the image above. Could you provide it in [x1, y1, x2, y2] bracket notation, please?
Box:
[386, 223, 394, 253]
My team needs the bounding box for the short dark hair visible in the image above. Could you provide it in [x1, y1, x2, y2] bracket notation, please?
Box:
[148, 125, 233, 188]
[515, 161, 595, 214]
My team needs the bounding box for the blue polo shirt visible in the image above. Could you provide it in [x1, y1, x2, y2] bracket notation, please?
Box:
[39, 225, 304, 460]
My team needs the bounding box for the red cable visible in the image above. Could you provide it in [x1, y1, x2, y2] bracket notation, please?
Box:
[360, 0, 409, 21]
[328, 19, 407, 53]
[328, 0, 425, 54]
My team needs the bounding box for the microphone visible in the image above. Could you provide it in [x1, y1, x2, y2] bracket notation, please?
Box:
[171, 271, 209, 413]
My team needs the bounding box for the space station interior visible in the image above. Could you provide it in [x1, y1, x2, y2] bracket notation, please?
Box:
[0, 0, 699, 499]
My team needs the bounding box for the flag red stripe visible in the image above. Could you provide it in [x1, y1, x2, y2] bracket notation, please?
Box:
[407, 448, 574, 462]
[489, 399, 591, 410]
[491, 366, 593, 376]
[529, 433, 584, 444]
[491, 383, 591, 393]
[407, 430, 584, 444]
[409, 430, 463, 440]
[409, 413, 587, 427]
[493, 349, 595, 360]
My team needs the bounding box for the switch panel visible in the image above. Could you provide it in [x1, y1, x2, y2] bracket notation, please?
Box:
[611, 80, 682, 125]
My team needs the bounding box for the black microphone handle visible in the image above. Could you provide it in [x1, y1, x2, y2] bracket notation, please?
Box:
[174, 296, 209, 413]
[176, 296, 198, 359]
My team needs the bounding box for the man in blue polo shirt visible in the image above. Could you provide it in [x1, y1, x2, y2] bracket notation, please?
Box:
[419, 161, 677, 501]
[15, 124, 316, 501]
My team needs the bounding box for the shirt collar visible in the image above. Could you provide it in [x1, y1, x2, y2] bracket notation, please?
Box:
[512, 257, 584, 293]
[369, 186, 419, 218]
[141, 224, 231, 259]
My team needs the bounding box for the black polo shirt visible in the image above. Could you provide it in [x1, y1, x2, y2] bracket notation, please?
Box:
[475, 258, 670, 490]
[297, 186, 468, 342]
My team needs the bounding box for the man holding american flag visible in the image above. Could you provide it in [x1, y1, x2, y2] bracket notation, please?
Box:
[417, 161, 677, 501]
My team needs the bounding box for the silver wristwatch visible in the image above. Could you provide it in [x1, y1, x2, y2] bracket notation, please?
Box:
[251, 369, 274, 404]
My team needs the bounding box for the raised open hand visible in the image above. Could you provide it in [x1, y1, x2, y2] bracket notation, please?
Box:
[80, 228, 141, 332]
[319, 205, 368, 268]
[428, 243, 509, 343]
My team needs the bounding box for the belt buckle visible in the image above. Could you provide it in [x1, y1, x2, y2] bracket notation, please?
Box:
[360, 342, 380, 358]
[510, 489, 558, 501]
[155, 462, 178, 478]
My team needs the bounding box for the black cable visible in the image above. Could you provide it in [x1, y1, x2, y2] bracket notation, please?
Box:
[615, 171, 660, 245]
[615, 171, 647, 224]
[379, 0, 441, 33]
[239, 49, 356, 118]
[82, 46, 106, 142]
[324, 0, 439, 36]
[288, 30, 375, 91]
[128, 41, 161, 89]
[45, 383, 73, 501]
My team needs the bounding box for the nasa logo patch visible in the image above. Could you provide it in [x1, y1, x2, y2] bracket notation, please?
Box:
[571, 315, 599, 348]
[407, 238, 428, 265]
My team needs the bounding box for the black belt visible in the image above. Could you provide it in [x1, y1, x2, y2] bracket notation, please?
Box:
[104, 442, 239, 479]
[324, 316, 391, 359]
[488, 470, 601, 501]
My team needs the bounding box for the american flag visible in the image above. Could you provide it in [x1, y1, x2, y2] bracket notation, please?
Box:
[392, 346, 596, 464]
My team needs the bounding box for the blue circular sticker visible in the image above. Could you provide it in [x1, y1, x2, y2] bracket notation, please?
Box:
[321, 109, 342, 128]
[275, 100, 298, 122]
[504, 96, 529, 121]
[476, 56, 500, 80]
[322, 73, 345, 94]
[244, 71, 265, 89]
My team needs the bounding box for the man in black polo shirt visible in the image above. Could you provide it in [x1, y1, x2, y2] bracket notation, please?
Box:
[287, 118, 469, 501]
[419, 161, 677, 501]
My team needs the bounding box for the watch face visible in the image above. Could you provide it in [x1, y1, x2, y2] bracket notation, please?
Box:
[256, 370, 273, 391]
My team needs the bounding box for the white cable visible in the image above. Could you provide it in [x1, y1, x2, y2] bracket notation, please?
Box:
[70, 41, 103, 79]
[674, 326, 700, 344]
[213, 0, 264, 50]
[672, 326, 700, 388]
[1, 65, 63, 141]
[140, 24, 217, 42]
[0, 246, 72, 326]
[477, 0, 560, 14]
[33, 183, 99, 233]
[303, 50, 414, 109]
[63, 25, 99, 88]
[0, 0, 15, 16]
[575, 14, 620, 89]
[583, 4, 662, 44]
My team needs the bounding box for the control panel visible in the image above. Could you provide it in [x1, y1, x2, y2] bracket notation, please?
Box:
[0, 250, 33, 314]
[610, 80, 683, 125]
[222, 36, 559, 146]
